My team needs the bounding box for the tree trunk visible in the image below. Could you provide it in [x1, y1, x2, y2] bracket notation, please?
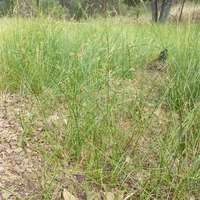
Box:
[72, 0, 75, 17]
[58, 0, 69, 7]
[159, 0, 172, 22]
[102, 0, 106, 14]
[89, 0, 94, 16]
[60, 0, 64, 7]
[36, 0, 39, 7]
[150, 0, 158, 22]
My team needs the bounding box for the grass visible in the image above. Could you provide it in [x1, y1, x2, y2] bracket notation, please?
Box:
[0, 16, 199, 199]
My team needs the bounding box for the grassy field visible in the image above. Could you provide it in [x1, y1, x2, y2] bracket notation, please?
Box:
[0, 17, 199, 199]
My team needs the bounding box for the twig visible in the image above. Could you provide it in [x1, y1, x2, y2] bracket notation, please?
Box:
[123, 191, 137, 200]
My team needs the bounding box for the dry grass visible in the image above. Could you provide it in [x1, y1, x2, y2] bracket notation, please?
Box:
[170, 2, 200, 22]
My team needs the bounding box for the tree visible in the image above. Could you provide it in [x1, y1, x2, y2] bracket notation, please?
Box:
[123, 0, 172, 22]
[150, 0, 158, 22]
[36, 0, 39, 7]
[0, 0, 14, 16]
[159, 0, 172, 21]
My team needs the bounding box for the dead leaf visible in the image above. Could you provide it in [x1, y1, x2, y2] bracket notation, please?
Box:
[5, 148, 13, 154]
[0, 130, 9, 139]
[103, 192, 115, 200]
[118, 193, 124, 200]
[0, 166, 5, 176]
[125, 156, 131, 164]
[82, 190, 88, 200]
[189, 196, 196, 200]
[92, 193, 102, 200]
[63, 119, 68, 125]
[14, 147, 22, 153]
[47, 115, 59, 123]
[62, 188, 77, 200]
[2, 191, 12, 199]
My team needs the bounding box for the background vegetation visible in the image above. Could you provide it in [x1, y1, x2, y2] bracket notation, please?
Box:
[1, 0, 199, 20]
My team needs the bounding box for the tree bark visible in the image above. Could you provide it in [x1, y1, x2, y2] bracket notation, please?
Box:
[59, 0, 64, 7]
[102, 0, 106, 14]
[136, 2, 141, 19]
[36, 0, 39, 7]
[88, 0, 94, 16]
[72, 0, 75, 17]
[159, 0, 172, 22]
[150, 0, 158, 22]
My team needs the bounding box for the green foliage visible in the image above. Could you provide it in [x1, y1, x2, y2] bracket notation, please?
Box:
[38, 0, 67, 16]
[72, 0, 88, 20]
[16, 0, 69, 17]
[0, 0, 137, 19]
[0, 0, 14, 16]
[123, 0, 140, 7]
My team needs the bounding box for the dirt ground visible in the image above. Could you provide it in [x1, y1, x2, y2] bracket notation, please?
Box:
[0, 92, 45, 199]
[1, 89, 199, 200]
[0, 93, 122, 200]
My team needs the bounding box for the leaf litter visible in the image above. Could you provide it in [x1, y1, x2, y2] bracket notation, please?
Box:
[0, 77, 199, 200]
[0, 92, 121, 199]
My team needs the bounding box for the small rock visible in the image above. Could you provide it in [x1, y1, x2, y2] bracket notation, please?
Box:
[0, 166, 5, 175]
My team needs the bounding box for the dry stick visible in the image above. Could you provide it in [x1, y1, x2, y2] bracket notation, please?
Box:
[169, 14, 176, 22]
[175, 5, 181, 20]
[123, 191, 137, 200]
[179, 0, 186, 22]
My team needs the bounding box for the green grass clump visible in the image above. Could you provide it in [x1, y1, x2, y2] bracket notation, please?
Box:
[0, 17, 199, 199]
